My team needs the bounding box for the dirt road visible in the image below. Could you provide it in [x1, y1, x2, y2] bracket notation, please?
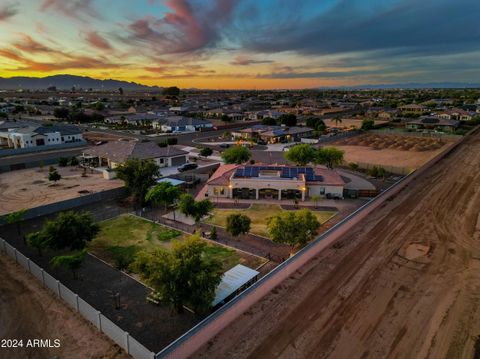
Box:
[0, 255, 129, 359]
[194, 129, 480, 359]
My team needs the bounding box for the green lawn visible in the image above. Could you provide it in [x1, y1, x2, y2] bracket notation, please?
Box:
[89, 214, 262, 271]
[205, 204, 336, 238]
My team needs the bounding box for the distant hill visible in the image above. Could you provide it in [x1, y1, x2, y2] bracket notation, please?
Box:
[320, 82, 480, 90]
[0, 75, 160, 91]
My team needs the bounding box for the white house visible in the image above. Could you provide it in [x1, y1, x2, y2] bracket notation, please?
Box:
[0, 121, 83, 149]
[206, 164, 345, 201]
[160, 116, 213, 132]
[81, 139, 188, 169]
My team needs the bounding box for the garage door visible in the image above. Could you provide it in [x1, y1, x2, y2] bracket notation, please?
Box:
[171, 156, 186, 166]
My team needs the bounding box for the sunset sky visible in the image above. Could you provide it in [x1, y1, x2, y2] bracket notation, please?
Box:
[0, 0, 479, 89]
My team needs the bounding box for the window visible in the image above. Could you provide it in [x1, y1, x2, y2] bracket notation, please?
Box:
[214, 187, 225, 196]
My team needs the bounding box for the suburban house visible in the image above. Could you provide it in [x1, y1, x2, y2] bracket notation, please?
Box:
[159, 116, 213, 132]
[405, 117, 459, 133]
[81, 139, 188, 169]
[205, 164, 345, 201]
[398, 104, 428, 116]
[437, 108, 474, 121]
[205, 108, 244, 121]
[104, 113, 166, 126]
[232, 124, 314, 144]
[245, 110, 283, 120]
[0, 121, 84, 149]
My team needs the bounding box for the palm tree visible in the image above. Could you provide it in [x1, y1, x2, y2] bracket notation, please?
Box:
[331, 116, 342, 127]
[311, 195, 321, 209]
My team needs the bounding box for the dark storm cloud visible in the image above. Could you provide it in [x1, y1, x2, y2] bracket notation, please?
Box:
[239, 0, 480, 57]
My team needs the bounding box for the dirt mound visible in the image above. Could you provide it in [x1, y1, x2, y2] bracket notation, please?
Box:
[403, 243, 430, 259]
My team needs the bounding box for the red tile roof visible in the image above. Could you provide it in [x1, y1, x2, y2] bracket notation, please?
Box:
[207, 164, 238, 186]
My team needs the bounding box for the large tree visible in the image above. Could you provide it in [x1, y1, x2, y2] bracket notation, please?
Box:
[267, 209, 320, 251]
[53, 107, 70, 120]
[261, 117, 277, 126]
[116, 159, 160, 207]
[305, 117, 326, 132]
[221, 145, 251, 164]
[361, 118, 375, 130]
[131, 235, 223, 313]
[278, 114, 297, 127]
[30, 211, 99, 251]
[284, 144, 317, 166]
[315, 147, 344, 169]
[226, 214, 251, 237]
[145, 182, 182, 210]
[178, 194, 213, 223]
[163, 86, 180, 96]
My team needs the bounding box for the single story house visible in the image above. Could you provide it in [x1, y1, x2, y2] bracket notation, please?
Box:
[0, 121, 83, 149]
[245, 110, 283, 121]
[405, 117, 460, 133]
[398, 104, 428, 115]
[160, 116, 213, 133]
[104, 113, 165, 126]
[232, 124, 313, 144]
[81, 140, 188, 169]
[437, 108, 474, 121]
[206, 164, 345, 201]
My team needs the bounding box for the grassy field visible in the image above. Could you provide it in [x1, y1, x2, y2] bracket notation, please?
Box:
[205, 204, 337, 238]
[89, 214, 264, 271]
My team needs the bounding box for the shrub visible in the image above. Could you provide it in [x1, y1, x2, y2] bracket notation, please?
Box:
[210, 227, 218, 240]
[167, 137, 178, 145]
[348, 162, 359, 170]
[69, 156, 79, 166]
[58, 157, 69, 167]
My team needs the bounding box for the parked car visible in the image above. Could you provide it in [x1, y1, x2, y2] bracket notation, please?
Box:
[219, 143, 230, 149]
[326, 193, 342, 200]
[177, 163, 198, 172]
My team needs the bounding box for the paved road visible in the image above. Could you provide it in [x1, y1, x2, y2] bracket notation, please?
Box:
[80, 122, 255, 146]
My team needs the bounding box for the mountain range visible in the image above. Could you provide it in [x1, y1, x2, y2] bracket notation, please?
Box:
[0, 75, 159, 91]
[0, 75, 479, 91]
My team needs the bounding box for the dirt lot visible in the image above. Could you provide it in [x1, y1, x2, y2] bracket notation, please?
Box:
[82, 131, 133, 143]
[326, 118, 389, 129]
[330, 133, 456, 170]
[0, 166, 124, 215]
[0, 255, 129, 359]
[194, 128, 480, 359]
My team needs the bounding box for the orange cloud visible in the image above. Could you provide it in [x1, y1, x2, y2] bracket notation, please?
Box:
[13, 34, 53, 53]
[84, 31, 113, 51]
